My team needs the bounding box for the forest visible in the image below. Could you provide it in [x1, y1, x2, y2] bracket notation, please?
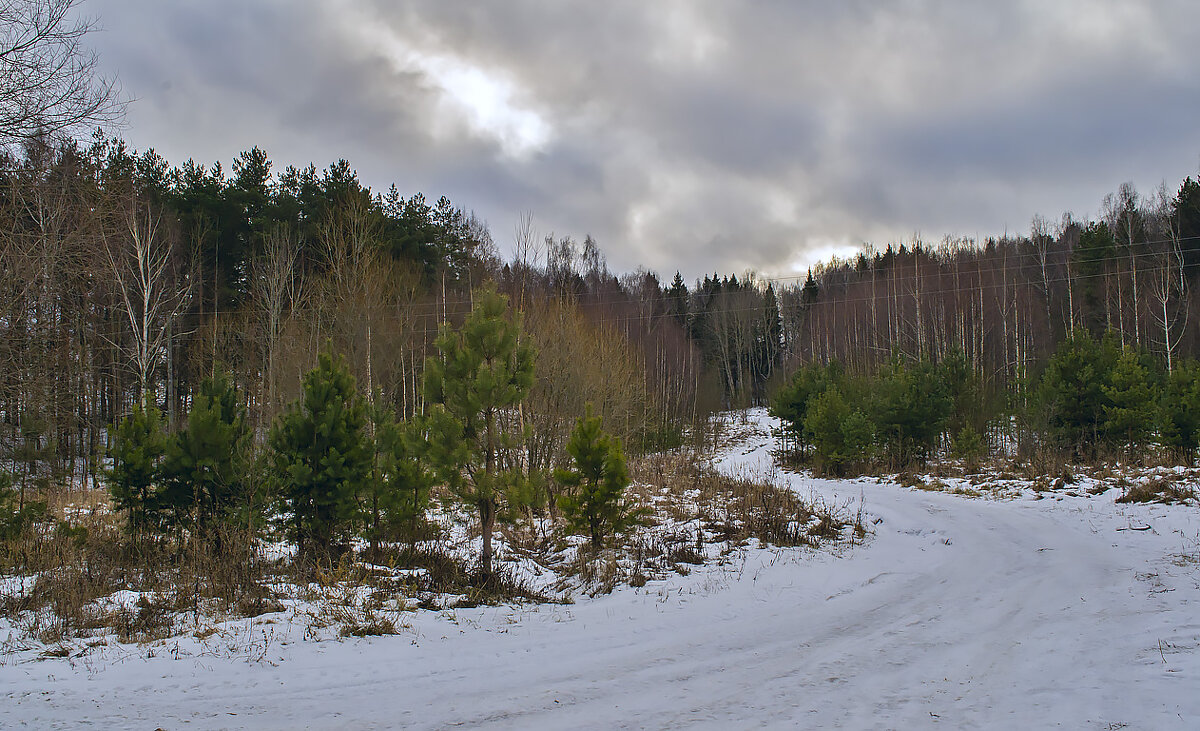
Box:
[3, 133, 1200, 495]
[2, 129, 1199, 578]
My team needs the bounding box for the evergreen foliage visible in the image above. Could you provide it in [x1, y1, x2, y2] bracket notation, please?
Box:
[555, 407, 646, 548]
[871, 357, 952, 467]
[1036, 331, 1121, 457]
[0, 470, 15, 540]
[1174, 177, 1200, 278]
[269, 351, 371, 561]
[106, 394, 168, 538]
[159, 370, 251, 533]
[424, 286, 535, 580]
[364, 403, 435, 555]
[754, 284, 782, 399]
[803, 388, 873, 476]
[1074, 222, 1117, 334]
[769, 361, 842, 457]
[950, 426, 987, 470]
[1102, 349, 1158, 461]
[0, 469, 47, 542]
[770, 353, 986, 473]
[667, 271, 689, 326]
[1160, 360, 1200, 463]
[939, 350, 989, 436]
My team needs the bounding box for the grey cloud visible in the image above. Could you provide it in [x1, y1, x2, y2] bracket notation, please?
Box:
[88, 0, 1200, 280]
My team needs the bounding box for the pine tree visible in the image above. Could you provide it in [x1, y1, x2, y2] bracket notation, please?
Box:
[424, 286, 535, 581]
[0, 467, 47, 542]
[0, 469, 15, 540]
[269, 351, 371, 561]
[159, 370, 250, 535]
[803, 387, 874, 477]
[1103, 348, 1158, 461]
[1036, 331, 1121, 457]
[106, 394, 168, 540]
[939, 349, 987, 436]
[1161, 360, 1200, 464]
[364, 403, 434, 556]
[871, 356, 951, 467]
[769, 361, 841, 458]
[555, 407, 645, 548]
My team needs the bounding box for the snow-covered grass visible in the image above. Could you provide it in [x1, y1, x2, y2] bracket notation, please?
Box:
[3, 408, 1199, 728]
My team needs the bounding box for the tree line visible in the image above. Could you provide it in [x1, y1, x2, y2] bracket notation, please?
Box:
[6, 134, 1200, 508]
[0, 136, 724, 505]
[769, 176, 1200, 473]
[771, 330, 1200, 477]
[776, 179, 1200, 383]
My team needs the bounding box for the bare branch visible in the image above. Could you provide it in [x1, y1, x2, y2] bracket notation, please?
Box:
[0, 0, 123, 147]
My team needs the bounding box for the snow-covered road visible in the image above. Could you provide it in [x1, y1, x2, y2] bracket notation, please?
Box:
[5, 410, 1199, 729]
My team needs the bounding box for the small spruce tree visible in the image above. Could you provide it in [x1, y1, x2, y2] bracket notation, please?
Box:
[364, 403, 434, 556]
[0, 468, 47, 542]
[269, 351, 371, 561]
[555, 407, 646, 549]
[106, 394, 168, 541]
[0, 469, 15, 541]
[871, 356, 950, 467]
[951, 426, 987, 471]
[1161, 359, 1200, 464]
[803, 388, 874, 477]
[1036, 331, 1121, 458]
[159, 370, 251, 535]
[1103, 348, 1158, 462]
[769, 361, 842, 458]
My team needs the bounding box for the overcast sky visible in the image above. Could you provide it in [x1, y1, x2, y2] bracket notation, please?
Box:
[88, 0, 1200, 282]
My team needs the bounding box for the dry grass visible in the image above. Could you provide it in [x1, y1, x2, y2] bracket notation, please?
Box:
[520, 450, 860, 597]
[1116, 477, 1196, 505]
[631, 452, 856, 551]
[1, 488, 279, 645]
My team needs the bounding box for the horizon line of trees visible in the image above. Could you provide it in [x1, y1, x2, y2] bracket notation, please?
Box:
[5, 129, 1200, 514]
[776, 177, 1200, 386]
[0, 135, 714, 500]
[762, 174, 1200, 473]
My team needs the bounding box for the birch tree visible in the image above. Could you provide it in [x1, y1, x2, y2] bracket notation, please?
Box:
[102, 198, 191, 396]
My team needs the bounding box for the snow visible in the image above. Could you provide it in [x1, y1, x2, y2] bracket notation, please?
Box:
[4, 408, 1199, 729]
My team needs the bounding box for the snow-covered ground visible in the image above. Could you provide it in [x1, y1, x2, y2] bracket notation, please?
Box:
[4, 409, 1199, 729]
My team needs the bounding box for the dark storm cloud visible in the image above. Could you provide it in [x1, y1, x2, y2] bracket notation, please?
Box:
[88, 0, 1200, 279]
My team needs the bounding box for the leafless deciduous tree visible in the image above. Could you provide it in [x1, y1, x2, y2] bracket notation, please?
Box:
[0, 0, 122, 146]
[1150, 184, 1189, 372]
[102, 199, 191, 395]
[251, 223, 303, 424]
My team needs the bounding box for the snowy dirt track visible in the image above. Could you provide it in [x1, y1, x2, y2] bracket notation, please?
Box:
[5, 410, 1200, 729]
